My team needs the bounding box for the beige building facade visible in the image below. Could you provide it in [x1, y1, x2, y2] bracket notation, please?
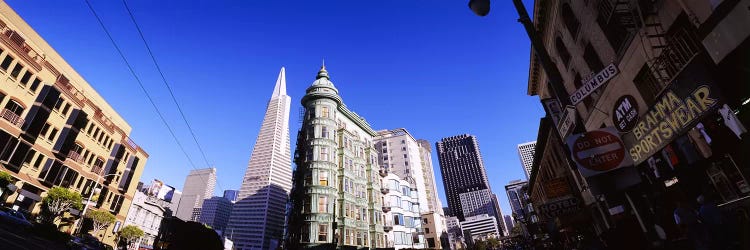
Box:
[526, 0, 750, 244]
[0, 2, 148, 247]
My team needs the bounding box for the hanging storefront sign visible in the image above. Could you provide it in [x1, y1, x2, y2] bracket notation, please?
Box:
[566, 127, 633, 177]
[570, 63, 619, 105]
[623, 85, 720, 164]
[538, 196, 580, 219]
[543, 177, 571, 199]
[612, 95, 639, 132]
[622, 57, 723, 165]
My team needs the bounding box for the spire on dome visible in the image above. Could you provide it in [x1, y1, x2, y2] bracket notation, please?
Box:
[271, 67, 287, 98]
[317, 60, 329, 79]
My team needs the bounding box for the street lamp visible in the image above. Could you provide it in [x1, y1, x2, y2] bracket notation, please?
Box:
[468, 0, 490, 17]
[74, 173, 120, 235]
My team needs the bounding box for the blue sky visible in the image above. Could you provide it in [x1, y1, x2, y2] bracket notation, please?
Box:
[8, 0, 542, 215]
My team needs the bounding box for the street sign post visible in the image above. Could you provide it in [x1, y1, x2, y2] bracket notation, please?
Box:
[557, 105, 576, 139]
[570, 63, 619, 105]
[566, 127, 633, 177]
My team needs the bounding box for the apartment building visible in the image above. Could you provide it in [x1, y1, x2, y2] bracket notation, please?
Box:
[0, 2, 148, 246]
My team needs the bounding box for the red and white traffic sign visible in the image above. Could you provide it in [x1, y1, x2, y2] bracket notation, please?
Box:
[566, 127, 633, 177]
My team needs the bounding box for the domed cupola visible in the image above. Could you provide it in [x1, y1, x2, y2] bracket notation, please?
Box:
[302, 62, 342, 105]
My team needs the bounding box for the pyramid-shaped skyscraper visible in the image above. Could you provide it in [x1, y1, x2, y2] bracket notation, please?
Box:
[227, 68, 292, 249]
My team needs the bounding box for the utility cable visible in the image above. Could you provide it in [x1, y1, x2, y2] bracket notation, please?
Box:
[121, 0, 213, 172]
[84, 0, 224, 194]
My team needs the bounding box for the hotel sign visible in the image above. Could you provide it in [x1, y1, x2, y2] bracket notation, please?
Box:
[624, 85, 718, 164]
[570, 63, 619, 105]
[539, 196, 580, 219]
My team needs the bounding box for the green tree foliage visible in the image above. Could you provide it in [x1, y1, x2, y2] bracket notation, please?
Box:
[486, 238, 500, 249]
[119, 225, 144, 249]
[0, 171, 12, 186]
[86, 210, 115, 238]
[41, 187, 83, 223]
[511, 224, 524, 236]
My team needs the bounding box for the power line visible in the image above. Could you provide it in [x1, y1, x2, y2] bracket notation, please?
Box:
[83, 0, 224, 192]
[121, 0, 213, 171]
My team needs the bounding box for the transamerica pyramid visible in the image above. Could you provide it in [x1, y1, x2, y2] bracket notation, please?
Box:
[227, 67, 292, 250]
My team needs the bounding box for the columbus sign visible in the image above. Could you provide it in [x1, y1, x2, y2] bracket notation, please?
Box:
[625, 85, 718, 164]
[570, 63, 619, 105]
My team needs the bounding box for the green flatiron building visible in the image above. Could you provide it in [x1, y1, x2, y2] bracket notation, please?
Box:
[286, 64, 387, 249]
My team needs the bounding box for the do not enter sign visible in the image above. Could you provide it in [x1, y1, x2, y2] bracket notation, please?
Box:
[566, 127, 633, 177]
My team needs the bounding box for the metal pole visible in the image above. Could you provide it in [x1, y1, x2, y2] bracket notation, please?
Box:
[624, 192, 647, 233]
[74, 175, 101, 234]
[512, 0, 574, 110]
[73, 174, 118, 235]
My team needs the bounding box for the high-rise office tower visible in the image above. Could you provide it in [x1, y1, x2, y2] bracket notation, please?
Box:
[286, 64, 385, 249]
[491, 194, 506, 236]
[459, 189, 495, 218]
[517, 141, 536, 179]
[199, 196, 233, 232]
[227, 68, 292, 250]
[503, 215, 514, 235]
[223, 189, 239, 203]
[436, 134, 491, 221]
[175, 168, 216, 221]
[505, 180, 529, 221]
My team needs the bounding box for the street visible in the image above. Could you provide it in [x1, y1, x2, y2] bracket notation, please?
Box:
[0, 225, 67, 250]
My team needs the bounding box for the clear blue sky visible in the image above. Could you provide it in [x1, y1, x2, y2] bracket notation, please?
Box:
[8, 0, 542, 216]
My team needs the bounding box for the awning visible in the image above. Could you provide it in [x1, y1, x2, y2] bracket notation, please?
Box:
[19, 189, 41, 202]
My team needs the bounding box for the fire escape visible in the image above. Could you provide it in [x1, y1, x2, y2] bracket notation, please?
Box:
[635, 0, 702, 90]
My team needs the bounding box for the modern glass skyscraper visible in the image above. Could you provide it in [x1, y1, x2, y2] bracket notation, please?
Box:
[227, 68, 292, 250]
[175, 168, 216, 221]
[517, 141, 536, 180]
[436, 134, 491, 221]
[223, 189, 239, 203]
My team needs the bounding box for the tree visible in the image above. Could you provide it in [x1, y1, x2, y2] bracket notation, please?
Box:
[119, 225, 144, 250]
[0, 171, 12, 187]
[41, 187, 83, 224]
[487, 238, 500, 249]
[511, 224, 524, 236]
[87, 210, 115, 239]
[0, 171, 12, 194]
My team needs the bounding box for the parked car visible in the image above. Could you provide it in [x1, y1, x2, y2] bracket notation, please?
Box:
[0, 206, 33, 230]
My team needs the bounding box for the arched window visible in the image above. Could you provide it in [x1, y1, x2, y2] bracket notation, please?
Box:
[562, 3, 580, 37]
[556, 37, 571, 66]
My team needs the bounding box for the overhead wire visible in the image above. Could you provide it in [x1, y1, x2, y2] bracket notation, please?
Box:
[121, 0, 214, 171]
[84, 0, 224, 192]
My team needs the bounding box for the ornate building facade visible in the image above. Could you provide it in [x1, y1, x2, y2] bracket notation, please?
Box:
[286, 65, 386, 249]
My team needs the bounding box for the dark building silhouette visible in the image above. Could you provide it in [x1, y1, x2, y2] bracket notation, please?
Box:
[436, 134, 492, 221]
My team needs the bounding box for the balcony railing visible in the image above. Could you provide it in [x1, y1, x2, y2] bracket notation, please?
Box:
[383, 225, 393, 232]
[0, 109, 24, 128]
[652, 28, 701, 84]
[91, 165, 103, 176]
[380, 187, 389, 194]
[382, 206, 391, 213]
[67, 151, 84, 163]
